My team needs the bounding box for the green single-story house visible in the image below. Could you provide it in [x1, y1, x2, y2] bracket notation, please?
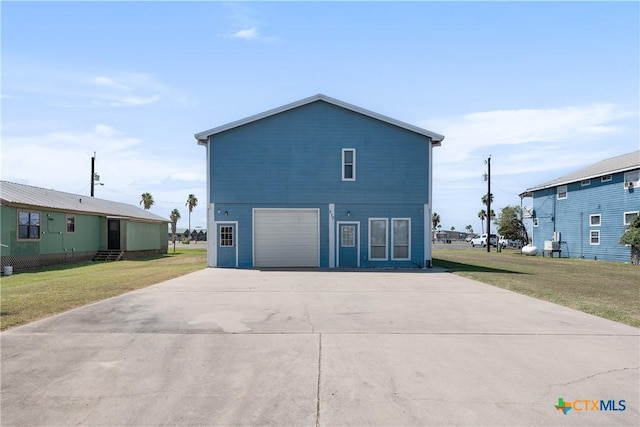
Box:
[1, 181, 168, 272]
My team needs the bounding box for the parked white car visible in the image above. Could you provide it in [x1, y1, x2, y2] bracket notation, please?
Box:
[471, 234, 497, 247]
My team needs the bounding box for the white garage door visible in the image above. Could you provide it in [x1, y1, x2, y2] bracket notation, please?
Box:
[254, 209, 319, 267]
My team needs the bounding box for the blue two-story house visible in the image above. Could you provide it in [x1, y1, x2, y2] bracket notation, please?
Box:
[521, 151, 639, 263]
[195, 94, 444, 268]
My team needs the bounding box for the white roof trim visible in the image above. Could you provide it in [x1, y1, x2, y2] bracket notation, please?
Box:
[195, 94, 444, 145]
[526, 165, 640, 193]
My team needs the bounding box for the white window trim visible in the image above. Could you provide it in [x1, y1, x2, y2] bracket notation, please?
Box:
[219, 225, 234, 247]
[601, 174, 612, 182]
[624, 211, 639, 226]
[589, 214, 601, 227]
[368, 218, 388, 261]
[624, 171, 639, 189]
[590, 230, 600, 245]
[341, 224, 356, 247]
[391, 218, 411, 261]
[342, 148, 356, 181]
[557, 185, 568, 200]
[581, 179, 591, 186]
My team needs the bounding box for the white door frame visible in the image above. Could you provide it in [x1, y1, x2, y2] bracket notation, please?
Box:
[336, 221, 360, 267]
[214, 221, 239, 267]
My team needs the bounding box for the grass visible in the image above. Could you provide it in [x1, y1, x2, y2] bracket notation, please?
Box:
[2, 246, 638, 331]
[433, 247, 640, 328]
[0, 249, 207, 331]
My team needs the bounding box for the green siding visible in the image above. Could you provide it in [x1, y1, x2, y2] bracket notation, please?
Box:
[1, 206, 106, 255]
[126, 221, 165, 251]
[1, 206, 166, 256]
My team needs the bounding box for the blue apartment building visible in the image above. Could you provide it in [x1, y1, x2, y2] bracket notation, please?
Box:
[522, 151, 639, 262]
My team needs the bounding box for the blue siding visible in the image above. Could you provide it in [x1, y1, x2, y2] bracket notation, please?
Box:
[213, 203, 426, 268]
[208, 100, 434, 268]
[532, 171, 639, 262]
[209, 101, 431, 205]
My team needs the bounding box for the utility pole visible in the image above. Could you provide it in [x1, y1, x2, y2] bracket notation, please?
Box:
[91, 152, 96, 197]
[486, 156, 491, 253]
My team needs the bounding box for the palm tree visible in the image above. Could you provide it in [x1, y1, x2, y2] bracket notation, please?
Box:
[169, 209, 181, 240]
[185, 194, 198, 241]
[140, 192, 154, 210]
[465, 225, 473, 234]
[482, 192, 494, 209]
[478, 210, 487, 233]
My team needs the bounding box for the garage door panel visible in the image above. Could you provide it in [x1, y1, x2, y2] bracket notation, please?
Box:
[254, 209, 319, 267]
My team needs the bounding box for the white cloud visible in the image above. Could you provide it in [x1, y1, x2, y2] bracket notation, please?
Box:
[93, 76, 129, 90]
[0, 124, 206, 230]
[426, 103, 636, 231]
[169, 171, 207, 182]
[231, 28, 259, 40]
[109, 95, 161, 107]
[422, 104, 631, 164]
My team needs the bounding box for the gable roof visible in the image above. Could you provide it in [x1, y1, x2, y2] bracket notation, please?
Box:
[522, 150, 640, 195]
[194, 93, 444, 146]
[0, 181, 167, 223]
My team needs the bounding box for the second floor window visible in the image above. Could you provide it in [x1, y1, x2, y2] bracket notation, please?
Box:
[342, 148, 356, 181]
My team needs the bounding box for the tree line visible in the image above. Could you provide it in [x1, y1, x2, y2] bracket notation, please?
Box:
[433, 192, 529, 244]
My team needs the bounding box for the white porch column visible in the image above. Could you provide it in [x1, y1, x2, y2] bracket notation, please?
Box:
[424, 203, 431, 269]
[208, 203, 216, 267]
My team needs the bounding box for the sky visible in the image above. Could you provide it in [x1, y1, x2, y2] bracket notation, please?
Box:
[2, 1, 639, 233]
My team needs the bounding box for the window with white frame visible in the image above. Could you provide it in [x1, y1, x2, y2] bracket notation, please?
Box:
[581, 179, 591, 186]
[220, 226, 234, 247]
[589, 214, 601, 226]
[18, 211, 41, 240]
[590, 230, 600, 245]
[624, 211, 638, 226]
[342, 149, 356, 181]
[369, 218, 387, 260]
[557, 185, 568, 200]
[341, 225, 355, 247]
[601, 174, 612, 182]
[624, 170, 639, 189]
[392, 219, 410, 260]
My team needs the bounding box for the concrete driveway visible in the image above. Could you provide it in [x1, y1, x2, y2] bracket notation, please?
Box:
[2, 269, 638, 426]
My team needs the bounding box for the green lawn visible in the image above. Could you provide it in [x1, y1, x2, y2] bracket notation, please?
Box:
[433, 247, 640, 328]
[0, 249, 207, 331]
[3, 247, 638, 331]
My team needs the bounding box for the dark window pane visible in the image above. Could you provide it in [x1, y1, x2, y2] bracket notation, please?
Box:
[18, 225, 29, 239]
[371, 246, 385, 259]
[344, 165, 353, 179]
[344, 150, 353, 163]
